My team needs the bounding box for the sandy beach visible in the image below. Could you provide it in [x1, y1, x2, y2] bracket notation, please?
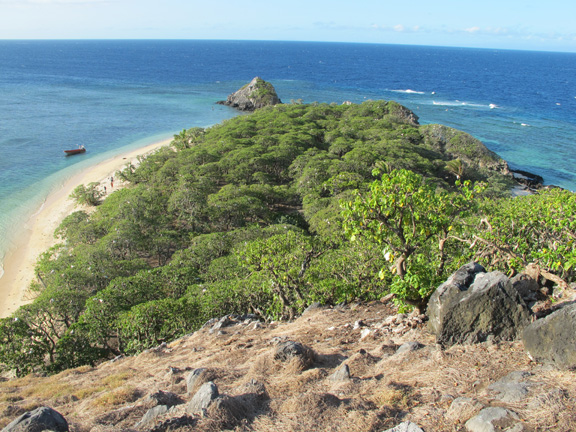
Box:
[0, 138, 172, 318]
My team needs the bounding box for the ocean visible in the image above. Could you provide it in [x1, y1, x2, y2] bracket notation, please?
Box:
[0, 40, 575, 269]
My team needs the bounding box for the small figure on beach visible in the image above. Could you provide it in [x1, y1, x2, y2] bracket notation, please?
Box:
[110, 176, 114, 188]
[103, 186, 107, 194]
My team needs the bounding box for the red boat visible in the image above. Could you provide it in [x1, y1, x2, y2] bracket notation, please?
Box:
[64, 146, 86, 156]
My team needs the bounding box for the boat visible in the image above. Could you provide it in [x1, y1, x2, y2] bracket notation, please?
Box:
[64, 146, 86, 156]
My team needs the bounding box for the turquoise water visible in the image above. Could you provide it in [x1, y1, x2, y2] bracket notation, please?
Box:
[1, 40, 575, 271]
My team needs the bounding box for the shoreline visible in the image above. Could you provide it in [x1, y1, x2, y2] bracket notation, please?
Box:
[0, 138, 172, 318]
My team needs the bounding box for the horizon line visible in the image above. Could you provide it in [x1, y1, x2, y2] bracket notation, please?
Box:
[0, 38, 574, 55]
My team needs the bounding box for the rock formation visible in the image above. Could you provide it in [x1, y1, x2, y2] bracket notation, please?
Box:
[3, 406, 68, 432]
[217, 77, 282, 111]
[523, 303, 576, 369]
[427, 262, 531, 346]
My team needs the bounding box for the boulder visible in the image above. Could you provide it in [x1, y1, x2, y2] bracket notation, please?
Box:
[522, 303, 576, 369]
[217, 77, 281, 111]
[134, 405, 169, 429]
[3, 406, 68, 432]
[186, 368, 209, 394]
[383, 421, 425, 432]
[274, 340, 315, 368]
[465, 407, 521, 432]
[487, 371, 533, 403]
[186, 381, 219, 414]
[427, 263, 531, 346]
[329, 363, 351, 381]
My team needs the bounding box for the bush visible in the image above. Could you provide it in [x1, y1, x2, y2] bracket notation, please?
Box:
[70, 182, 104, 206]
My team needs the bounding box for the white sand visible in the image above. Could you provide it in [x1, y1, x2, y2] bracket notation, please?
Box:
[0, 138, 172, 318]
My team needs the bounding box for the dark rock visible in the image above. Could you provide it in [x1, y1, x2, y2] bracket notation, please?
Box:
[186, 381, 219, 414]
[510, 168, 544, 189]
[511, 273, 541, 304]
[217, 77, 281, 111]
[427, 263, 531, 346]
[274, 340, 315, 368]
[523, 303, 576, 369]
[427, 262, 486, 333]
[3, 406, 68, 432]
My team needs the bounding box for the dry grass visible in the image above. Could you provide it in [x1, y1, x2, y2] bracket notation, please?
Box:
[370, 381, 416, 410]
[93, 386, 141, 408]
[1, 301, 576, 431]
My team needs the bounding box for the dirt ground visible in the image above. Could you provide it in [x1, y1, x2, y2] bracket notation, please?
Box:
[1, 301, 575, 431]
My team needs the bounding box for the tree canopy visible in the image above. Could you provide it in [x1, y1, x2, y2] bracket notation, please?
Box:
[1, 100, 571, 376]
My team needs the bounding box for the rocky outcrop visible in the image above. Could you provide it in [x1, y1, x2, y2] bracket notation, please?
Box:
[522, 303, 576, 369]
[3, 406, 68, 432]
[420, 124, 510, 174]
[386, 101, 420, 126]
[510, 168, 544, 189]
[217, 77, 282, 111]
[427, 262, 531, 346]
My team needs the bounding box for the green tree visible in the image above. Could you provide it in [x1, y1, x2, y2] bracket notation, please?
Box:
[70, 182, 104, 206]
[467, 188, 576, 286]
[239, 229, 325, 318]
[117, 297, 202, 355]
[341, 169, 481, 310]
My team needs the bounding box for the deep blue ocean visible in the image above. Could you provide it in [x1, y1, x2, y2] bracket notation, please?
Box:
[1, 40, 575, 266]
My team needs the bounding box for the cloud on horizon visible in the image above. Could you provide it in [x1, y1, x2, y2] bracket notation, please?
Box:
[369, 21, 576, 46]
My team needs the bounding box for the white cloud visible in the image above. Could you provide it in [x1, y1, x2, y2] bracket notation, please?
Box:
[371, 24, 425, 34]
[465, 26, 481, 34]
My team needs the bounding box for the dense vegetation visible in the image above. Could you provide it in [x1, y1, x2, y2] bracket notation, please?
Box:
[1, 101, 574, 376]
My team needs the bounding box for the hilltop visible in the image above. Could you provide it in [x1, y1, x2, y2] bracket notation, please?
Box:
[2, 299, 576, 431]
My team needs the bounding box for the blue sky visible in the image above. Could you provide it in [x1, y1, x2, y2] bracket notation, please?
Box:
[1, 0, 575, 52]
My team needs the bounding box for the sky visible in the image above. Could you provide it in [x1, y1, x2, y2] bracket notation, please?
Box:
[0, 0, 575, 52]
